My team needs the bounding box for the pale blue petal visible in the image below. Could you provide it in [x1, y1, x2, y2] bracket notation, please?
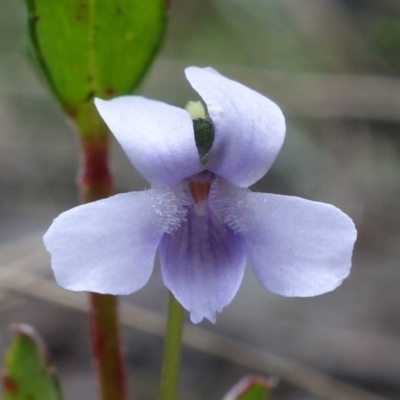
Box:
[185, 67, 285, 187]
[212, 180, 357, 296]
[44, 186, 189, 294]
[159, 202, 246, 323]
[95, 96, 203, 187]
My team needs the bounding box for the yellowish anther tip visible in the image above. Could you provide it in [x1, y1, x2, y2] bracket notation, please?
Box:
[185, 101, 206, 119]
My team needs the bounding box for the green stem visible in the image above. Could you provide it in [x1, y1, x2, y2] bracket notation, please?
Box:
[160, 293, 185, 400]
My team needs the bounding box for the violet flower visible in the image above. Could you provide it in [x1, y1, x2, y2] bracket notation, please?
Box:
[44, 67, 357, 323]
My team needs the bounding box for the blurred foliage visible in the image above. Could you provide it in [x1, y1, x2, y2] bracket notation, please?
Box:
[371, 17, 400, 70]
[222, 376, 277, 400]
[160, 0, 400, 74]
[2, 325, 63, 400]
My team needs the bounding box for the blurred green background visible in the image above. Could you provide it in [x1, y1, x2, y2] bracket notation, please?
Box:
[1, 0, 400, 399]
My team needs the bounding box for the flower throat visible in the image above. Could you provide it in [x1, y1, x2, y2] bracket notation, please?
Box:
[188, 171, 214, 203]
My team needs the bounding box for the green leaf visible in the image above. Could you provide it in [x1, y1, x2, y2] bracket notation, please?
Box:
[222, 375, 277, 400]
[23, 0, 167, 136]
[2, 324, 63, 400]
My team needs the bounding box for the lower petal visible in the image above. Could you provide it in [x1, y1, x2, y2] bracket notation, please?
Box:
[212, 181, 357, 297]
[44, 187, 189, 295]
[159, 203, 246, 323]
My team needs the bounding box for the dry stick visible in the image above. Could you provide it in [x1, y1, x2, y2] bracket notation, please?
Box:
[0, 265, 385, 400]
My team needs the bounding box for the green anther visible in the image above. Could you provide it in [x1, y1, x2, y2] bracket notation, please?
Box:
[193, 117, 214, 164]
[185, 101, 214, 164]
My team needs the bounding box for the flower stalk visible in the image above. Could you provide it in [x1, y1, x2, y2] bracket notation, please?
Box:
[76, 103, 114, 203]
[79, 132, 128, 400]
[89, 293, 128, 400]
[79, 136, 114, 203]
[160, 293, 185, 400]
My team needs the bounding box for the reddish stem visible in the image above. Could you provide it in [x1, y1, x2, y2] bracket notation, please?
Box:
[79, 135, 128, 400]
[90, 293, 128, 400]
[79, 138, 113, 203]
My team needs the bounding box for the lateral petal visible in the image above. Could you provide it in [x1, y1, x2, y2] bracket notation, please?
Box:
[44, 187, 189, 294]
[159, 201, 246, 323]
[95, 96, 203, 187]
[213, 181, 357, 297]
[185, 67, 285, 187]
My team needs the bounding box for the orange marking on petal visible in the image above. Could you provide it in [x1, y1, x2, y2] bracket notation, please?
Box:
[189, 181, 211, 203]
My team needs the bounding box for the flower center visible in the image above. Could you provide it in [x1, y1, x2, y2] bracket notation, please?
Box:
[188, 171, 215, 203]
[189, 181, 211, 203]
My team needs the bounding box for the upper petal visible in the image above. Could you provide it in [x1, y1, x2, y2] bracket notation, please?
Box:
[159, 199, 246, 323]
[95, 96, 203, 187]
[43, 186, 189, 294]
[185, 67, 285, 187]
[212, 181, 357, 297]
